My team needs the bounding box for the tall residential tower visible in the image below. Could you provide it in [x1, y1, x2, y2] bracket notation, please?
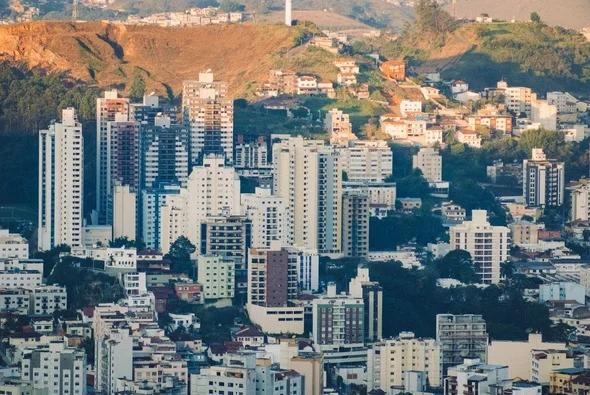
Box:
[38, 108, 84, 251]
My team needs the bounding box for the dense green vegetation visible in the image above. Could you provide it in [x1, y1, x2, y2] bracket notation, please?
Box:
[323, 258, 568, 341]
[445, 129, 590, 185]
[0, 62, 98, 217]
[47, 256, 125, 311]
[362, 0, 590, 95]
[443, 22, 590, 94]
[369, 213, 446, 251]
[165, 300, 248, 344]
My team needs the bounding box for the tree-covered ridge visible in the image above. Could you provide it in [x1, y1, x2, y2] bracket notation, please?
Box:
[0, 62, 98, 134]
[368, 0, 590, 95]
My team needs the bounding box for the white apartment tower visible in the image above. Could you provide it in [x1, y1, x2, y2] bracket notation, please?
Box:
[182, 70, 233, 165]
[436, 314, 488, 375]
[21, 341, 87, 395]
[523, 148, 565, 208]
[348, 267, 382, 342]
[449, 210, 509, 284]
[38, 108, 84, 251]
[413, 147, 442, 183]
[159, 154, 241, 254]
[272, 136, 342, 254]
[113, 184, 136, 241]
[96, 90, 130, 225]
[338, 140, 393, 182]
[241, 187, 288, 249]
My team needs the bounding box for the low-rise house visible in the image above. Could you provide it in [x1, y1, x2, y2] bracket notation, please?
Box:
[456, 129, 482, 148]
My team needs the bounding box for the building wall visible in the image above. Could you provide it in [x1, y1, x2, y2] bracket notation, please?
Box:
[488, 334, 566, 380]
[113, 184, 137, 241]
[342, 191, 370, 258]
[197, 255, 235, 300]
[38, 108, 84, 251]
[449, 210, 509, 284]
[96, 91, 130, 225]
[413, 147, 442, 183]
[367, 333, 442, 390]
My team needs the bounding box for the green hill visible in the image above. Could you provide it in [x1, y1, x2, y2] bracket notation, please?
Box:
[379, 18, 590, 96]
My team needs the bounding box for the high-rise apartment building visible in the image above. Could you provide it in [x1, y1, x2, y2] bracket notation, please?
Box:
[235, 136, 269, 168]
[96, 90, 130, 224]
[367, 332, 442, 391]
[272, 136, 342, 254]
[182, 70, 233, 165]
[348, 267, 382, 342]
[569, 179, 590, 222]
[293, 247, 320, 292]
[312, 283, 364, 349]
[247, 248, 298, 307]
[142, 184, 182, 250]
[413, 147, 442, 183]
[436, 314, 488, 375]
[113, 184, 136, 241]
[523, 148, 565, 208]
[21, 341, 86, 395]
[95, 327, 133, 395]
[200, 215, 251, 267]
[159, 154, 241, 254]
[106, 117, 140, 223]
[130, 94, 175, 126]
[139, 114, 190, 191]
[341, 190, 370, 258]
[197, 255, 235, 301]
[285, 0, 292, 26]
[246, 247, 304, 334]
[449, 210, 510, 284]
[241, 187, 287, 249]
[337, 140, 393, 182]
[38, 108, 84, 251]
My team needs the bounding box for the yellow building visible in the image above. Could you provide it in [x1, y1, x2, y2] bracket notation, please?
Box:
[550, 368, 590, 394]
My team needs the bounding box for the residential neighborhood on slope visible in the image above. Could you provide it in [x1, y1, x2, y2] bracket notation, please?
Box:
[3, 1, 590, 395]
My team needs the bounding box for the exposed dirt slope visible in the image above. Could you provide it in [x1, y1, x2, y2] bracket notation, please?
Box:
[0, 21, 298, 96]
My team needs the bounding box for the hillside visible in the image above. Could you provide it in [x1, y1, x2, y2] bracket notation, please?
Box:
[0, 21, 314, 97]
[262, 10, 373, 31]
[381, 21, 590, 96]
[444, 0, 590, 30]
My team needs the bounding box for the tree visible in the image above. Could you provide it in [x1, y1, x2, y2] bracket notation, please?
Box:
[530, 11, 541, 24]
[436, 250, 479, 284]
[129, 69, 146, 101]
[109, 237, 146, 250]
[219, 0, 245, 12]
[414, 0, 453, 36]
[165, 236, 196, 276]
[393, 169, 430, 198]
[500, 261, 516, 279]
